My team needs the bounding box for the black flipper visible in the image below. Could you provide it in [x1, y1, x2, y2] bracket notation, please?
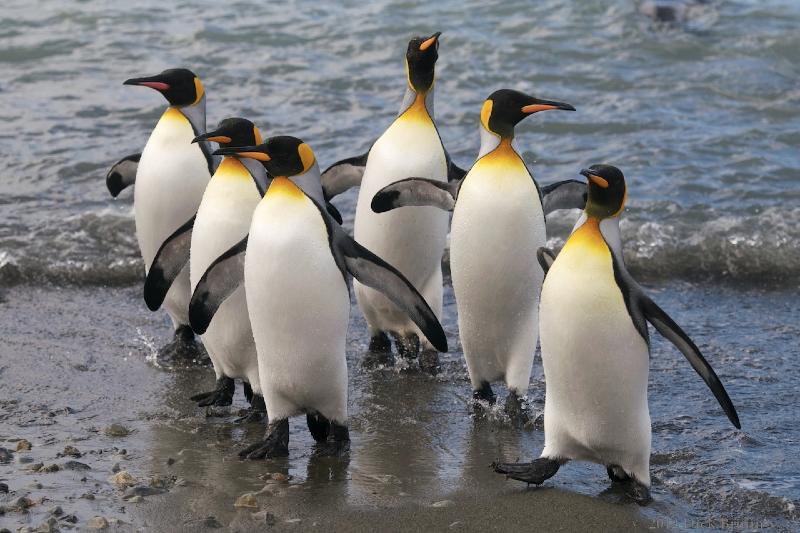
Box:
[602, 220, 741, 430]
[640, 296, 741, 429]
[445, 149, 468, 182]
[143, 216, 195, 312]
[320, 150, 370, 200]
[323, 211, 447, 352]
[371, 177, 459, 213]
[537, 247, 556, 276]
[106, 153, 141, 197]
[326, 201, 344, 225]
[540, 179, 587, 215]
[188, 236, 248, 335]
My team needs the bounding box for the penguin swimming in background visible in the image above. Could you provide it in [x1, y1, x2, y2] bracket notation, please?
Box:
[320, 32, 464, 371]
[493, 165, 741, 503]
[203, 137, 447, 458]
[121, 68, 215, 361]
[371, 89, 584, 423]
[183, 118, 268, 420]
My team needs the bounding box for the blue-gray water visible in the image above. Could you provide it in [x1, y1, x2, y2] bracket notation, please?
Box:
[0, 0, 798, 531]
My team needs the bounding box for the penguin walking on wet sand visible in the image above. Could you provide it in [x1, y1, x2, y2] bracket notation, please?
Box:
[320, 32, 465, 371]
[493, 165, 741, 503]
[119, 68, 215, 361]
[174, 117, 270, 420]
[202, 137, 447, 458]
[371, 89, 584, 424]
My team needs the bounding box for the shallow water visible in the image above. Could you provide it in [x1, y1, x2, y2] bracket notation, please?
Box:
[1, 0, 799, 531]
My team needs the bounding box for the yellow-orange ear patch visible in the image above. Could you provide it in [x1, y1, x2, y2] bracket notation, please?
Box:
[192, 77, 205, 105]
[480, 100, 494, 132]
[297, 143, 316, 173]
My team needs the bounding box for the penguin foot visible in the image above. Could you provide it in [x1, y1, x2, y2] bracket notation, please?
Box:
[419, 349, 440, 375]
[504, 391, 531, 428]
[234, 395, 268, 424]
[157, 326, 209, 367]
[493, 457, 563, 485]
[622, 478, 652, 506]
[190, 376, 235, 407]
[606, 464, 631, 483]
[312, 423, 350, 458]
[363, 332, 395, 368]
[239, 419, 289, 460]
[472, 382, 496, 414]
[394, 333, 420, 361]
[307, 412, 331, 442]
[242, 381, 254, 405]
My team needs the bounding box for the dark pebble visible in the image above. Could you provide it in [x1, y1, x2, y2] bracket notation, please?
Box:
[80, 493, 95, 500]
[28, 462, 44, 472]
[166, 457, 175, 466]
[123, 486, 166, 499]
[40, 463, 60, 473]
[0, 482, 8, 493]
[63, 460, 91, 471]
[111, 463, 120, 473]
[0, 447, 12, 463]
[60, 514, 78, 523]
[203, 516, 223, 528]
[14, 496, 34, 510]
[50, 505, 64, 516]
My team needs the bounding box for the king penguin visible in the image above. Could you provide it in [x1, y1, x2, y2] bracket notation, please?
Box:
[203, 137, 447, 459]
[122, 68, 215, 360]
[493, 165, 741, 503]
[320, 32, 463, 371]
[370, 89, 583, 423]
[183, 118, 268, 420]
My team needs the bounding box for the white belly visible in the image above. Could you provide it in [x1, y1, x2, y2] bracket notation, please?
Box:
[353, 113, 448, 336]
[190, 159, 261, 388]
[134, 107, 211, 327]
[450, 160, 545, 393]
[245, 182, 350, 422]
[539, 222, 651, 484]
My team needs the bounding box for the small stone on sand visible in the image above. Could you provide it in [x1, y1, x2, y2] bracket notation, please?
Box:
[16, 439, 32, 451]
[431, 499, 455, 508]
[14, 496, 34, 510]
[64, 460, 90, 471]
[104, 424, 130, 437]
[234, 493, 259, 509]
[86, 516, 109, 530]
[0, 482, 8, 493]
[252, 511, 278, 525]
[110, 471, 136, 488]
[62, 445, 81, 457]
[0, 447, 13, 463]
[40, 464, 60, 473]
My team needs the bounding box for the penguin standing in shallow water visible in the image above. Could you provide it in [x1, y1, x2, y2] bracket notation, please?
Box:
[371, 89, 584, 423]
[493, 165, 741, 503]
[321, 32, 463, 371]
[179, 118, 269, 419]
[121, 68, 215, 360]
[204, 137, 447, 458]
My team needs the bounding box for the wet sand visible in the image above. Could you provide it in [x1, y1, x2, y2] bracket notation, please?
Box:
[0, 285, 658, 531]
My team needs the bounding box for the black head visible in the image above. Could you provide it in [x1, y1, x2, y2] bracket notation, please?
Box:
[406, 32, 440, 93]
[123, 68, 204, 107]
[481, 89, 575, 139]
[581, 165, 627, 218]
[214, 135, 316, 177]
[192, 117, 262, 147]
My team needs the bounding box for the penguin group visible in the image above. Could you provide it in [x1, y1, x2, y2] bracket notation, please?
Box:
[106, 31, 741, 504]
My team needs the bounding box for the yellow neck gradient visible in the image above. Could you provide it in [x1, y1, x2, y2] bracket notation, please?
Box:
[399, 92, 433, 124]
[215, 157, 251, 181]
[474, 138, 526, 173]
[562, 217, 611, 259]
[265, 176, 304, 201]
